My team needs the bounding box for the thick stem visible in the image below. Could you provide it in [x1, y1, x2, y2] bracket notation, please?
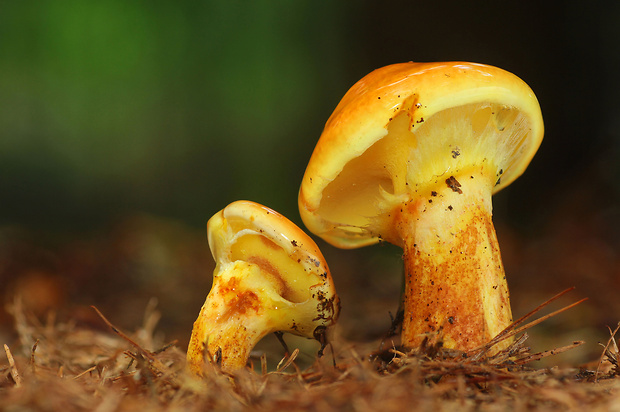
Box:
[188, 311, 266, 374]
[187, 267, 269, 375]
[187, 305, 263, 376]
[396, 167, 513, 351]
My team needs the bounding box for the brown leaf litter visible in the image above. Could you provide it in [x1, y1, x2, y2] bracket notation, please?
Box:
[1, 289, 620, 411]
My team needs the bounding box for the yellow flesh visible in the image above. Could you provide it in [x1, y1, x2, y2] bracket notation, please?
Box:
[229, 234, 316, 304]
[316, 102, 531, 245]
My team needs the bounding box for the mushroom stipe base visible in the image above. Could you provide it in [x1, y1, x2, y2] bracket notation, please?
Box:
[395, 166, 513, 352]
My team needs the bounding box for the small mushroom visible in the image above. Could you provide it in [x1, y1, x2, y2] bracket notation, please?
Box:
[187, 200, 340, 375]
[298, 62, 543, 352]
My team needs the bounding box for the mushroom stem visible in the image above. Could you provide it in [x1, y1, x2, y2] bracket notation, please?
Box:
[187, 308, 262, 374]
[187, 262, 268, 374]
[395, 166, 513, 351]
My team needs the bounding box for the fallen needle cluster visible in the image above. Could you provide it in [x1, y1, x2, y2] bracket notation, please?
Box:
[1, 289, 620, 411]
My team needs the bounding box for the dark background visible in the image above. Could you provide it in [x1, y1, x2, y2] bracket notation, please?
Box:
[1, 1, 619, 365]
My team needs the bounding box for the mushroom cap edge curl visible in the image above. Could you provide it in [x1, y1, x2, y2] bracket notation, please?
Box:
[187, 200, 340, 375]
[299, 61, 544, 249]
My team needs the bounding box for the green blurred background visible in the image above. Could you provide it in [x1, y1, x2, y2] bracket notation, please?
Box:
[1, 0, 618, 230]
[2, 1, 620, 364]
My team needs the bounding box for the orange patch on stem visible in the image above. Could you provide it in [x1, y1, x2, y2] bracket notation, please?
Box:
[218, 277, 261, 321]
[397, 169, 512, 352]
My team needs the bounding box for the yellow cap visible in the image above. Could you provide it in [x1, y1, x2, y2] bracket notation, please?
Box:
[299, 62, 544, 248]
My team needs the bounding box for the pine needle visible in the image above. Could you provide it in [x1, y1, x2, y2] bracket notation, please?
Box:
[595, 322, 620, 382]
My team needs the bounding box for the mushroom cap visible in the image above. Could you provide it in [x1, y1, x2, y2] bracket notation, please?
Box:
[206, 200, 340, 338]
[299, 62, 544, 249]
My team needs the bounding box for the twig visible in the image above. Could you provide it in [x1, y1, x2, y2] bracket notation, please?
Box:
[274, 331, 290, 356]
[91, 306, 157, 364]
[153, 340, 178, 355]
[73, 365, 98, 381]
[261, 353, 268, 375]
[276, 348, 300, 373]
[486, 333, 530, 365]
[4, 344, 22, 387]
[90, 305, 180, 388]
[501, 299, 587, 347]
[30, 339, 39, 374]
[466, 288, 586, 360]
[595, 322, 620, 382]
[511, 341, 585, 365]
[467, 288, 576, 357]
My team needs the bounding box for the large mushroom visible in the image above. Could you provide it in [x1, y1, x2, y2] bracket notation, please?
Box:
[298, 62, 543, 352]
[187, 200, 340, 375]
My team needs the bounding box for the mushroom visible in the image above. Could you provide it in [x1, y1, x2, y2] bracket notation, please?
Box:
[298, 62, 543, 352]
[187, 200, 340, 375]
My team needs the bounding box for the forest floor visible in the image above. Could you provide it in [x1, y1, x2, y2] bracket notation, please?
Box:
[1, 195, 620, 411]
[1, 290, 619, 412]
